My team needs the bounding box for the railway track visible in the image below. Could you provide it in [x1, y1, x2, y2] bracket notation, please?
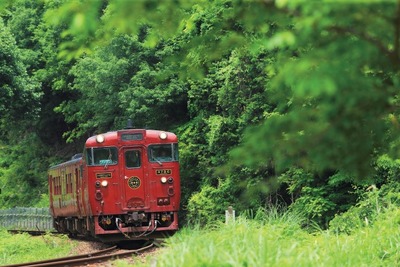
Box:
[2, 242, 154, 267]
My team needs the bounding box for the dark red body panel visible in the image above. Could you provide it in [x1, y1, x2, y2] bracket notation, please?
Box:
[48, 158, 86, 218]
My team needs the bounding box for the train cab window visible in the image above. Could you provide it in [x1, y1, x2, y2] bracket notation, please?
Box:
[86, 147, 118, 166]
[148, 144, 178, 163]
[125, 150, 141, 168]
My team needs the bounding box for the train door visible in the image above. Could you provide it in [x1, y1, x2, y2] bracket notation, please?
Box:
[121, 148, 148, 210]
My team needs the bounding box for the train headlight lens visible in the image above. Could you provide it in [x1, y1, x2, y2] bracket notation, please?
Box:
[96, 134, 105, 143]
[101, 180, 108, 187]
[160, 177, 167, 184]
[159, 132, 167, 140]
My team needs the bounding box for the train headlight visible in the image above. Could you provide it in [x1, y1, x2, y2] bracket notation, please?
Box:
[160, 177, 167, 184]
[96, 134, 105, 143]
[101, 180, 108, 187]
[159, 132, 167, 140]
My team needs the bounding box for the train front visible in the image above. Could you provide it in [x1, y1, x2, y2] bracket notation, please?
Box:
[83, 128, 181, 243]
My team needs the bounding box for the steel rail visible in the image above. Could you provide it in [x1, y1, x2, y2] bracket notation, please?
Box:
[1, 244, 153, 267]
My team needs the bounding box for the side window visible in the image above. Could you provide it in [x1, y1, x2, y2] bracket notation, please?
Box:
[125, 150, 141, 168]
[148, 144, 176, 162]
[86, 147, 118, 166]
[173, 143, 179, 161]
[85, 149, 93, 165]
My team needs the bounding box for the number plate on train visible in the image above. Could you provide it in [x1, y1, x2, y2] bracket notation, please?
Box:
[96, 172, 112, 179]
[156, 169, 172, 175]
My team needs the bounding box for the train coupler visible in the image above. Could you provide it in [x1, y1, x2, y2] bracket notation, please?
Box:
[128, 211, 147, 224]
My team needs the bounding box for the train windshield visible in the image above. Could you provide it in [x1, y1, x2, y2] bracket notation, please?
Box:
[148, 144, 178, 163]
[86, 147, 118, 166]
[125, 150, 141, 168]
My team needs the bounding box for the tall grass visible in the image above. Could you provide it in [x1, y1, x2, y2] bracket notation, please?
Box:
[0, 230, 73, 265]
[1, 201, 398, 266]
[127, 206, 400, 267]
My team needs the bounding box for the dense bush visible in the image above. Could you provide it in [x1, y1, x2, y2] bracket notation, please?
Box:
[329, 181, 400, 234]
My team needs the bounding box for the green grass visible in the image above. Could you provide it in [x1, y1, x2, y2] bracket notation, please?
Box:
[0, 230, 73, 265]
[126, 207, 400, 267]
[1, 205, 399, 266]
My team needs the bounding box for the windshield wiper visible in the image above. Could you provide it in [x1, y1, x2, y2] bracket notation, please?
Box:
[104, 149, 112, 169]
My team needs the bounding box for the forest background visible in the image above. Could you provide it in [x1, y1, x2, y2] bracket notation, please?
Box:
[0, 0, 400, 228]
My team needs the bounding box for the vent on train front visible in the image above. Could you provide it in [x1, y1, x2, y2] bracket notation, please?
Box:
[125, 119, 133, 129]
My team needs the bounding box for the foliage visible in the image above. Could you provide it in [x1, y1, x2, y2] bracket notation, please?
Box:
[34, 193, 50, 208]
[0, 230, 73, 265]
[0, 134, 51, 207]
[329, 181, 400, 234]
[186, 181, 236, 225]
[0, 16, 41, 139]
[374, 154, 400, 184]
[185, 166, 283, 225]
[177, 46, 272, 220]
[278, 169, 360, 227]
[44, 0, 400, 177]
[229, 1, 400, 178]
[61, 34, 188, 141]
[4, 0, 80, 149]
[0, 0, 83, 207]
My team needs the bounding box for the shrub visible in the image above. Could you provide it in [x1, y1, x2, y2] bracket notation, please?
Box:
[329, 182, 400, 234]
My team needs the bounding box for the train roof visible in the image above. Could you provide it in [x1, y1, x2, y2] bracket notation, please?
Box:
[48, 129, 177, 170]
[85, 129, 178, 147]
[49, 155, 82, 170]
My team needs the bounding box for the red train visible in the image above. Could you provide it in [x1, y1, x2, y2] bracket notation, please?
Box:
[48, 125, 181, 243]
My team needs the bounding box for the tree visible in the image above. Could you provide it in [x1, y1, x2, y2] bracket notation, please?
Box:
[60, 33, 189, 141]
[46, 0, 400, 177]
[231, 1, 400, 178]
[0, 0, 80, 207]
[0, 17, 40, 139]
